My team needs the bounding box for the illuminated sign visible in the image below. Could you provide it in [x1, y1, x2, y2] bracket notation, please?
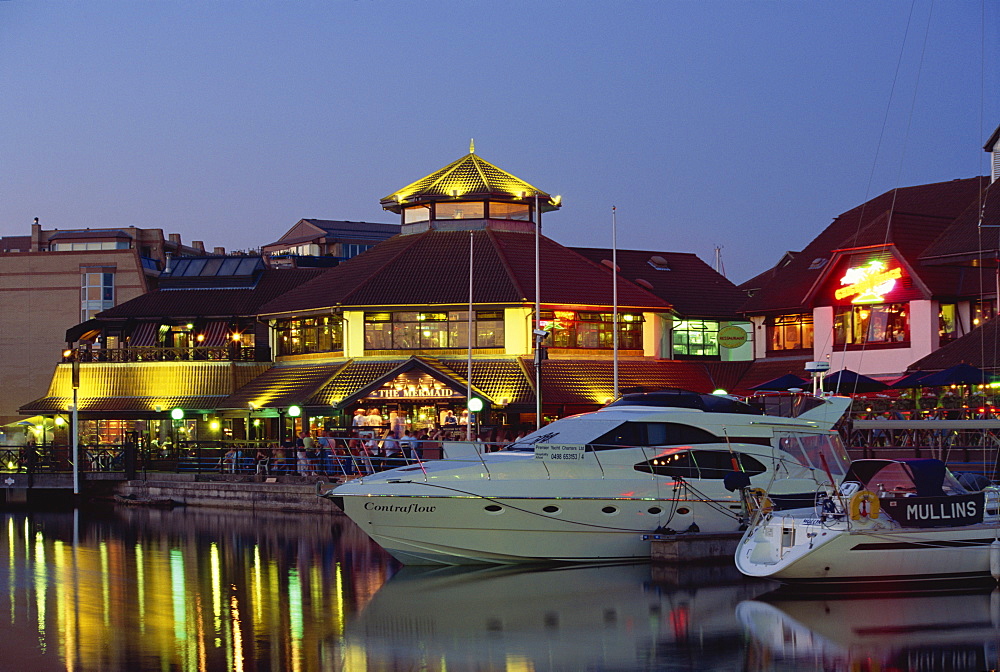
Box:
[717, 325, 748, 349]
[834, 260, 903, 303]
[369, 388, 460, 399]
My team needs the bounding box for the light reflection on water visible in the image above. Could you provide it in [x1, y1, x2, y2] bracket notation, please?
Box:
[3, 506, 1000, 671]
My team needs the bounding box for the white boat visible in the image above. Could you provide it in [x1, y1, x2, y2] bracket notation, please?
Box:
[735, 457, 1000, 588]
[319, 389, 852, 565]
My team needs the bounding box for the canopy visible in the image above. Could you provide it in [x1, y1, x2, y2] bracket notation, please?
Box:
[889, 370, 930, 389]
[917, 363, 996, 387]
[843, 458, 947, 497]
[821, 369, 888, 394]
[748, 374, 808, 391]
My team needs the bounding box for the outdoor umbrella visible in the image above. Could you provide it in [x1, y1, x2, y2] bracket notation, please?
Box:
[748, 374, 809, 391]
[821, 369, 889, 394]
[889, 370, 931, 389]
[917, 363, 996, 387]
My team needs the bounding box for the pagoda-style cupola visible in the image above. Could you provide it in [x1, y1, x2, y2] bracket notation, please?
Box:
[381, 141, 561, 234]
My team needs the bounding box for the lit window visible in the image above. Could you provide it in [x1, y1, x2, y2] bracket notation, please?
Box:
[435, 202, 484, 220]
[834, 303, 909, 345]
[363, 311, 505, 350]
[768, 314, 813, 352]
[672, 320, 719, 358]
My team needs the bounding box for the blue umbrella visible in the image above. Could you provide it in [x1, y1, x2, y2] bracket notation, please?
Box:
[749, 373, 809, 391]
[822, 369, 889, 393]
[917, 364, 995, 387]
[889, 371, 930, 389]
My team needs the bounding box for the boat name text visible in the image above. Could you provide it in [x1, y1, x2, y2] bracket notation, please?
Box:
[364, 501, 437, 513]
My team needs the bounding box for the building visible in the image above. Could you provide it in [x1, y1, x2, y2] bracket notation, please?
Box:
[31, 147, 748, 445]
[0, 220, 209, 429]
[262, 219, 400, 267]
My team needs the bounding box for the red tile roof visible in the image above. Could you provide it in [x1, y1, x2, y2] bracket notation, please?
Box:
[570, 247, 747, 318]
[97, 268, 325, 319]
[741, 178, 985, 315]
[258, 230, 671, 315]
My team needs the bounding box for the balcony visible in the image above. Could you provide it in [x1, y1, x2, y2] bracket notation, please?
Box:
[72, 345, 268, 363]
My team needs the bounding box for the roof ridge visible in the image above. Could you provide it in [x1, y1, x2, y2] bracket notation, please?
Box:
[487, 228, 530, 301]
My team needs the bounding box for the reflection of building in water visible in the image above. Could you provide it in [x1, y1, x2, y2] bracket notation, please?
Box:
[0, 509, 396, 670]
[739, 592, 1000, 672]
[348, 563, 769, 671]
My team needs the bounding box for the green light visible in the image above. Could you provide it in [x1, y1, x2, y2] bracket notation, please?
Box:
[171, 408, 185, 420]
[712, 389, 728, 396]
[468, 397, 484, 413]
[288, 405, 301, 417]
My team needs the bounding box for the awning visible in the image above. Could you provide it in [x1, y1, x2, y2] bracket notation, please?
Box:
[200, 320, 230, 347]
[19, 361, 271, 416]
[129, 322, 159, 346]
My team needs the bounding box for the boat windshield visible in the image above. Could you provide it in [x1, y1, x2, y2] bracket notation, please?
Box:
[504, 418, 621, 452]
[774, 432, 851, 476]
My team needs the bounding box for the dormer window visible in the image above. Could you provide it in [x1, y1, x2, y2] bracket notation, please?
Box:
[808, 258, 828, 270]
[436, 201, 484, 220]
[404, 204, 430, 224]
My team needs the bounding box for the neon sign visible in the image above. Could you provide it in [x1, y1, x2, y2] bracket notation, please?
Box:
[834, 260, 902, 304]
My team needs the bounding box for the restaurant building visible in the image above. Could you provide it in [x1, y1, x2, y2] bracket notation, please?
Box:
[26, 147, 750, 443]
[740, 126, 1000, 388]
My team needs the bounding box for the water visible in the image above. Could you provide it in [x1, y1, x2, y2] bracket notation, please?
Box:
[1, 506, 999, 671]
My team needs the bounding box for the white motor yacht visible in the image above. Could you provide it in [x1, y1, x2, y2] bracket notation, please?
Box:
[735, 457, 1000, 588]
[320, 390, 852, 565]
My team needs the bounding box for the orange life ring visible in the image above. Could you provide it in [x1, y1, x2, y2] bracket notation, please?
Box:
[848, 490, 880, 521]
[746, 487, 773, 517]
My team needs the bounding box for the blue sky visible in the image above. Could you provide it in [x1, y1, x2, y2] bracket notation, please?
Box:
[1, 1, 997, 282]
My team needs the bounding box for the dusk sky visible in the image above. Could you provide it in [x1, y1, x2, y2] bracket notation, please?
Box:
[2, 1, 997, 283]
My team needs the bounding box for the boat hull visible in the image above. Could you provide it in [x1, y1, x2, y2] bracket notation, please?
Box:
[736, 514, 1000, 588]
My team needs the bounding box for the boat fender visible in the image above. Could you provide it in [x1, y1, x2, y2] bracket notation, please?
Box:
[746, 488, 773, 517]
[848, 490, 879, 521]
[991, 540, 1000, 582]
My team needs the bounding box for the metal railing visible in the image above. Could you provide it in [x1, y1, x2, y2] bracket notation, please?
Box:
[72, 345, 260, 363]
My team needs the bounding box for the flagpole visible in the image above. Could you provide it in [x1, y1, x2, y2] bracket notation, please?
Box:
[612, 206, 619, 400]
[467, 229, 474, 441]
[534, 192, 542, 430]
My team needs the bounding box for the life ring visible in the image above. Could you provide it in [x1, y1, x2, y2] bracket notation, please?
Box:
[745, 487, 773, 517]
[848, 490, 880, 521]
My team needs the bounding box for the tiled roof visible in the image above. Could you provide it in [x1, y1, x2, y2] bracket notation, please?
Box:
[220, 362, 348, 410]
[96, 268, 325, 319]
[728, 358, 812, 395]
[381, 150, 557, 212]
[309, 360, 402, 407]
[258, 230, 671, 315]
[920, 178, 999, 265]
[741, 178, 985, 315]
[908, 319, 1000, 372]
[529, 360, 719, 404]
[22, 395, 227, 414]
[570, 247, 747, 318]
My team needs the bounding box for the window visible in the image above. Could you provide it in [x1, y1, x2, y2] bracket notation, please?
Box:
[972, 300, 995, 328]
[364, 311, 505, 350]
[939, 303, 957, 343]
[81, 270, 115, 321]
[489, 202, 531, 221]
[341, 244, 372, 259]
[834, 303, 909, 345]
[589, 422, 718, 450]
[404, 205, 431, 223]
[768, 313, 813, 351]
[55, 241, 129, 251]
[672, 319, 719, 357]
[436, 202, 485, 220]
[633, 450, 767, 479]
[275, 317, 343, 356]
[540, 311, 643, 350]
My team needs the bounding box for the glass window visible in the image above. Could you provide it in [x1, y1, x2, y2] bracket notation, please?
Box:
[538, 310, 643, 350]
[632, 450, 766, 479]
[435, 202, 485, 220]
[590, 422, 717, 450]
[80, 269, 115, 321]
[363, 310, 505, 350]
[768, 313, 813, 351]
[972, 300, 995, 328]
[834, 303, 909, 345]
[275, 317, 343, 356]
[939, 303, 957, 343]
[489, 202, 531, 221]
[672, 320, 719, 357]
[404, 205, 430, 223]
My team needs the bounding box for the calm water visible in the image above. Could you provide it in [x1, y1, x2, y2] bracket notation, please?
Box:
[1, 506, 999, 672]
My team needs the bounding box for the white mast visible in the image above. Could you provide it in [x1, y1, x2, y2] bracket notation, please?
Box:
[612, 206, 619, 400]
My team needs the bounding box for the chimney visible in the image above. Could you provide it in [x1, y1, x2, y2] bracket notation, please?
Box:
[213, 246, 226, 255]
[164, 252, 173, 273]
[168, 233, 181, 245]
[192, 240, 205, 252]
[30, 217, 41, 252]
